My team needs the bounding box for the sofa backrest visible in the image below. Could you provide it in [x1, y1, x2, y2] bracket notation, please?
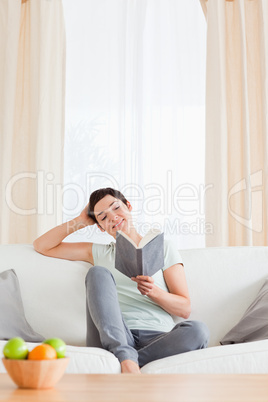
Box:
[180, 247, 268, 346]
[0, 244, 89, 346]
[1, 244, 268, 347]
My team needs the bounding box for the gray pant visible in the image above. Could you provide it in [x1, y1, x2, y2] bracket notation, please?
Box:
[85, 266, 210, 368]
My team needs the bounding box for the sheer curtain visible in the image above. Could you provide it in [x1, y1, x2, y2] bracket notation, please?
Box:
[0, 0, 65, 244]
[62, 0, 207, 248]
[201, 0, 268, 246]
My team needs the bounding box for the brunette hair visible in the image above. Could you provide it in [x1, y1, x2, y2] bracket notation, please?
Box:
[88, 187, 128, 223]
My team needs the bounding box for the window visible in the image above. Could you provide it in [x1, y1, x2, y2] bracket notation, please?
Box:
[63, 0, 207, 248]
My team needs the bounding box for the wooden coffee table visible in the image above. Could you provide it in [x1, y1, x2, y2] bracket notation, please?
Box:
[1, 373, 268, 401]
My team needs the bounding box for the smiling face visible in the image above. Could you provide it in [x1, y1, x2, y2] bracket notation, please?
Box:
[93, 194, 133, 238]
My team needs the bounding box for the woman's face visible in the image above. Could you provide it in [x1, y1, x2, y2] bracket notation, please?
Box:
[93, 194, 133, 238]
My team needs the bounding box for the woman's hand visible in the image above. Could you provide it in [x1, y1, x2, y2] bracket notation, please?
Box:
[78, 204, 96, 227]
[131, 265, 191, 319]
[131, 275, 160, 298]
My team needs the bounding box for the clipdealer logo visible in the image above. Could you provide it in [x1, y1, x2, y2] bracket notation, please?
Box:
[5, 170, 213, 236]
[228, 170, 263, 233]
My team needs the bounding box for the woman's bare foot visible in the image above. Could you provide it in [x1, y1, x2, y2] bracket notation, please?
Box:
[121, 359, 141, 374]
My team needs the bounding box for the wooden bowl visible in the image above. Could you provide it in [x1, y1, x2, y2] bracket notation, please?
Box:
[2, 357, 70, 389]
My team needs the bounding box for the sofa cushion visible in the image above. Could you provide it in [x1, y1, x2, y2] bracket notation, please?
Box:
[220, 278, 268, 345]
[0, 269, 44, 342]
[179, 246, 268, 347]
[0, 244, 90, 346]
[140, 340, 268, 374]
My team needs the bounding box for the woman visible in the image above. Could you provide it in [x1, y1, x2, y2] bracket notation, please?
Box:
[33, 187, 209, 374]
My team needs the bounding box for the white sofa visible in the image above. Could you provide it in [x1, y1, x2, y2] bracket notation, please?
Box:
[1, 243, 268, 374]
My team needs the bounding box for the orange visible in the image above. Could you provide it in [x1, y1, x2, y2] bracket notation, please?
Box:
[28, 344, 57, 360]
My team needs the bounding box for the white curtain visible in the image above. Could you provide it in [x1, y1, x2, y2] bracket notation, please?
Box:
[0, 0, 65, 244]
[201, 0, 268, 246]
[62, 0, 207, 248]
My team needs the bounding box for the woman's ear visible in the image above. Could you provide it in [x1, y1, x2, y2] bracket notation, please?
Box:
[126, 201, 132, 212]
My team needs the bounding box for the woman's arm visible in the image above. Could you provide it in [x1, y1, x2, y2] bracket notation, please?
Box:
[33, 205, 95, 264]
[131, 264, 191, 319]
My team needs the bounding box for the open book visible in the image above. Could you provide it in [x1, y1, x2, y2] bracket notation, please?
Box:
[115, 229, 164, 278]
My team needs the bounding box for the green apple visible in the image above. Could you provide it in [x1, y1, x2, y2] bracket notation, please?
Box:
[3, 337, 28, 360]
[43, 338, 66, 358]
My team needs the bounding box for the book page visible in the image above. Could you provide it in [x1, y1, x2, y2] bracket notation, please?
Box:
[116, 229, 162, 249]
[138, 229, 161, 248]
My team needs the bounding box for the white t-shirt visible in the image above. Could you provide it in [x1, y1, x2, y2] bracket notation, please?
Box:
[92, 238, 183, 332]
